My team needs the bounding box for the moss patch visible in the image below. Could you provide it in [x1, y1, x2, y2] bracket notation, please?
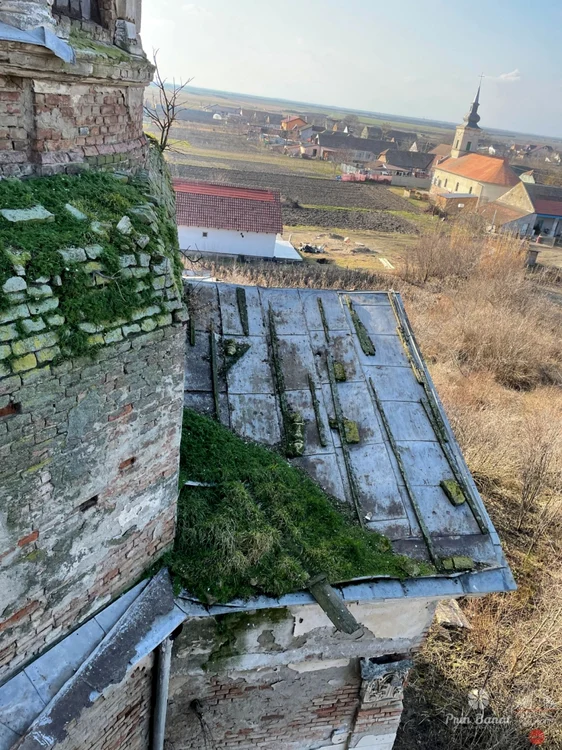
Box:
[164, 409, 425, 603]
[440, 479, 466, 507]
[0, 172, 181, 360]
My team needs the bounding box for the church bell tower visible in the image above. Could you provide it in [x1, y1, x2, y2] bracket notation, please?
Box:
[451, 83, 482, 158]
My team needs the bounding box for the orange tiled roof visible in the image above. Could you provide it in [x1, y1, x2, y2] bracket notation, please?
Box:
[437, 154, 520, 187]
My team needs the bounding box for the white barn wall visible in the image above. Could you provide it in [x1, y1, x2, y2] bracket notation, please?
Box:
[178, 226, 276, 257]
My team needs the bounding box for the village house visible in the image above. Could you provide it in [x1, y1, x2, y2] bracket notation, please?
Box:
[298, 123, 326, 142]
[281, 115, 308, 132]
[480, 181, 562, 243]
[174, 180, 301, 261]
[361, 125, 383, 139]
[312, 133, 388, 162]
[431, 86, 520, 204]
[379, 149, 434, 175]
[428, 143, 452, 167]
[384, 129, 416, 148]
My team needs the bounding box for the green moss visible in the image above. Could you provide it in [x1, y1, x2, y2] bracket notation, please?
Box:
[236, 286, 249, 336]
[343, 419, 360, 444]
[164, 409, 425, 603]
[346, 297, 376, 356]
[0, 172, 180, 360]
[207, 608, 289, 665]
[221, 339, 251, 374]
[69, 29, 134, 63]
[333, 360, 347, 382]
[440, 479, 466, 507]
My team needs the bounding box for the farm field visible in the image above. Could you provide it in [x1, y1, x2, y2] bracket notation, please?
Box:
[172, 163, 432, 233]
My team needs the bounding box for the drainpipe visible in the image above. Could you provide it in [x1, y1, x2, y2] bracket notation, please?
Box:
[152, 638, 173, 750]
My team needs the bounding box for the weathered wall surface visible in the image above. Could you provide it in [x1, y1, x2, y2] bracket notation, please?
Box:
[0, 0, 153, 178]
[166, 599, 436, 750]
[0, 64, 151, 178]
[0, 322, 185, 680]
[55, 654, 154, 750]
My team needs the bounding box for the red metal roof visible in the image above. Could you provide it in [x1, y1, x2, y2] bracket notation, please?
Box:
[173, 180, 283, 234]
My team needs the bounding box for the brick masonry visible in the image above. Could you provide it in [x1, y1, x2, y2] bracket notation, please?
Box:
[55, 653, 154, 750]
[0, 322, 185, 680]
[165, 603, 437, 750]
[167, 670, 362, 750]
[0, 1, 153, 177]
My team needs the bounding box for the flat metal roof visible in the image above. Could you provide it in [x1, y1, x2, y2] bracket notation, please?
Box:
[184, 283, 513, 588]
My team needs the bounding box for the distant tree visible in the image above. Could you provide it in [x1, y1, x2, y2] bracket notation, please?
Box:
[341, 114, 360, 132]
[143, 51, 193, 153]
[543, 170, 562, 187]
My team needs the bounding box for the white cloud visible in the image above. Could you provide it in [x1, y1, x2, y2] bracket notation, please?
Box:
[495, 69, 521, 83]
[183, 3, 213, 17]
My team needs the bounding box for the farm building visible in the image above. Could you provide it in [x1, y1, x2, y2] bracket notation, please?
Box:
[361, 125, 383, 139]
[379, 150, 434, 175]
[313, 134, 389, 162]
[480, 181, 562, 243]
[174, 180, 301, 261]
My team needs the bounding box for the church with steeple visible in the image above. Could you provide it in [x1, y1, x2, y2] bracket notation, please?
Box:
[451, 83, 482, 158]
[431, 83, 519, 204]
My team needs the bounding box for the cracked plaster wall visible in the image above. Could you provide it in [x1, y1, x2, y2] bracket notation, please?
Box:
[166, 599, 436, 749]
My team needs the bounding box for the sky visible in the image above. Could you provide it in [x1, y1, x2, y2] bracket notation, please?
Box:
[141, 0, 562, 138]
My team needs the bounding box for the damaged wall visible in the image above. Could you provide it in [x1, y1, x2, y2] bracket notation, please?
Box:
[166, 599, 437, 750]
[0, 0, 153, 177]
[54, 654, 154, 750]
[0, 322, 185, 680]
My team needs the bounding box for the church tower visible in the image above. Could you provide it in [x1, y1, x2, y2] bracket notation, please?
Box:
[451, 83, 482, 158]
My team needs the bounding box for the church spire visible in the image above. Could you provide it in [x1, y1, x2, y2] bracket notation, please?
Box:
[464, 78, 483, 129]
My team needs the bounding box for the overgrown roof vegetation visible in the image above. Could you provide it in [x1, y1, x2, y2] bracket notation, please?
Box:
[165, 409, 426, 603]
[0, 172, 181, 359]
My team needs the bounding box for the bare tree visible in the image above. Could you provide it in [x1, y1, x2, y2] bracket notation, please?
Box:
[143, 51, 193, 153]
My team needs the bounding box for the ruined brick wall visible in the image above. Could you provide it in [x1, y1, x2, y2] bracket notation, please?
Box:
[167, 669, 362, 750]
[0, 68, 151, 178]
[0, 0, 153, 178]
[0, 75, 34, 178]
[32, 79, 148, 175]
[55, 654, 154, 750]
[166, 602, 437, 750]
[0, 322, 185, 679]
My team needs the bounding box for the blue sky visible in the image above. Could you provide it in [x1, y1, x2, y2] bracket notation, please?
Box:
[142, 0, 562, 137]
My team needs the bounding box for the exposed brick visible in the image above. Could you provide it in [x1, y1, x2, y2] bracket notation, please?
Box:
[17, 530, 39, 547]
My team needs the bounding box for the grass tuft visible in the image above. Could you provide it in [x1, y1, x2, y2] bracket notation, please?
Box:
[165, 409, 425, 603]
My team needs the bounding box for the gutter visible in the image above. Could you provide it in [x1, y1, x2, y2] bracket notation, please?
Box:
[152, 638, 173, 750]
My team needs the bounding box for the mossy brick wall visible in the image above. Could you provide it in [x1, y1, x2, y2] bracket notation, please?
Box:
[0, 323, 184, 679]
[0, 162, 187, 679]
[54, 654, 154, 750]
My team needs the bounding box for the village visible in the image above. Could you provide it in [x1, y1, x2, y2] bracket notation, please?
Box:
[0, 2, 561, 750]
[149, 83, 562, 273]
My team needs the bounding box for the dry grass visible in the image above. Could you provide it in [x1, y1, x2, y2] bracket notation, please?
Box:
[207, 233, 562, 749]
[401, 231, 562, 390]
